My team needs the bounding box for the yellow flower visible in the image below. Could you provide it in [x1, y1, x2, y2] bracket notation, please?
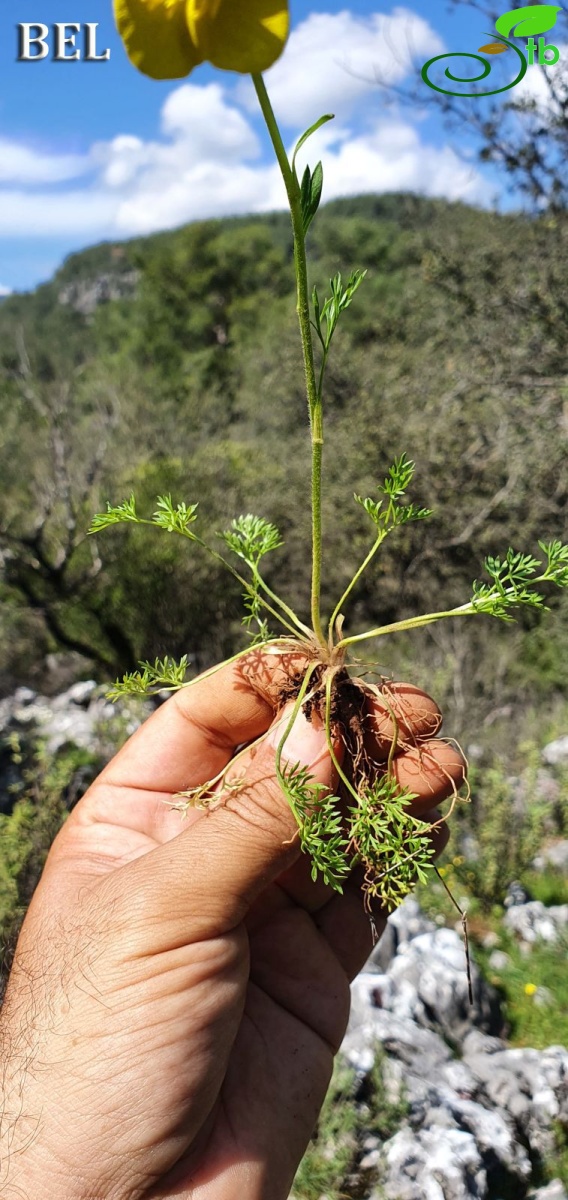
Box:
[115, 0, 289, 80]
[524, 982, 537, 997]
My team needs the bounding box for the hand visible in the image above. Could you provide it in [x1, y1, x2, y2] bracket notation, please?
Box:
[0, 649, 463, 1200]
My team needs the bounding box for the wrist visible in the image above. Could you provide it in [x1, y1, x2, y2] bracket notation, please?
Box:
[2, 1149, 107, 1200]
[1, 1122, 87, 1200]
[0, 1042, 97, 1200]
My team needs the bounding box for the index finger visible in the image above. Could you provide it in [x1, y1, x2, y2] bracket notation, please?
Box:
[100, 645, 308, 794]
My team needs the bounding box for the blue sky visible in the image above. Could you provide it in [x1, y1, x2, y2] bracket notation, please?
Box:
[0, 2, 553, 292]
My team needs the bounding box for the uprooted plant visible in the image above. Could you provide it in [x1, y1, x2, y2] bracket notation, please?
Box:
[90, 72, 568, 915]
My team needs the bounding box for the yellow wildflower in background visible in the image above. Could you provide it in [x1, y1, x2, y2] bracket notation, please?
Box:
[115, 0, 289, 80]
[524, 982, 537, 997]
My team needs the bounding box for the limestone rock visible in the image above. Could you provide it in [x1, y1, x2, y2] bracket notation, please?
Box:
[533, 840, 568, 874]
[377, 1126, 487, 1200]
[367, 896, 436, 973]
[341, 907, 567, 1200]
[504, 900, 568, 943]
[530, 1182, 568, 1200]
[542, 735, 568, 767]
[371, 926, 503, 1043]
[0, 680, 152, 813]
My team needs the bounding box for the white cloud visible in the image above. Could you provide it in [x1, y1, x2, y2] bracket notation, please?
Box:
[115, 160, 282, 234]
[0, 283, 12, 296]
[94, 82, 261, 192]
[161, 83, 260, 160]
[293, 116, 488, 207]
[0, 190, 117, 237]
[0, 137, 89, 185]
[0, 10, 490, 244]
[238, 7, 444, 124]
[92, 80, 263, 218]
[88, 80, 274, 234]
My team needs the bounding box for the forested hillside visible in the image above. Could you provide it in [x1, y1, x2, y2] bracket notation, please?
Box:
[1, 194, 567, 748]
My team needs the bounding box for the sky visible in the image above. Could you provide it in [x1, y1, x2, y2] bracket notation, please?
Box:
[0, 1, 559, 293]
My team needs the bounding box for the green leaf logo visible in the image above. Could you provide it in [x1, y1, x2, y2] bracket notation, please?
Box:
[495, 4, 562, 39]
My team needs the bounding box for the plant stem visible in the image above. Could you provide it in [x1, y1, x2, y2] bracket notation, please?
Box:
[316, 346, 328, 403]
[336, 601, 476, 650]
[138, 518, 305, 639]
[179, 638, 296, 688]
[191, 535, 300, 634]
[275, 661, 319, 783]
[328, 533, 385, 646]
[253, 567, 313, 637]
[252, 73, 325, 647]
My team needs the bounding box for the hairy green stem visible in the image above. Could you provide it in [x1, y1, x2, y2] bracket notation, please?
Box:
[180, 638, 297, 691]
[316, 345, 328, 402]
[252, 73, 325, 647]
[112, 637, 298, 702]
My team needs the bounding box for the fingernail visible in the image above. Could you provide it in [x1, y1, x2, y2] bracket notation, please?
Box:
[267, 703, 327, 767]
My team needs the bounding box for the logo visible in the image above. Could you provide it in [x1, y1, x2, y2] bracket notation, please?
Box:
[422, 4, 562, 97]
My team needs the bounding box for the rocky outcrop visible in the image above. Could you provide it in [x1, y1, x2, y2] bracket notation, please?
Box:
[533, 841, 568, 874]
[341, 898, 568, 1200]
[531, 1182, 568, 1200]
[504, 899, 568, 944]
[0, 681, 150, 813]
[58, 270, 139, 316]
[367, 922, 502, 1046]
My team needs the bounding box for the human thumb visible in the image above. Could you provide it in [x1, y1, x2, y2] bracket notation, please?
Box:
[117, 702, 337, 947]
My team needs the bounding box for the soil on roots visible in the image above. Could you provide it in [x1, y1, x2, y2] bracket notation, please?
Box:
[277, 663, 375, 798]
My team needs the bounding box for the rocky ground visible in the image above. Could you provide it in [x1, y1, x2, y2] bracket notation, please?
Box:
[341, 896, 568, 1199]
[0, 679, 152, 812]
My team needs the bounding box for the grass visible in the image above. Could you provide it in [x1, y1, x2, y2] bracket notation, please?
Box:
[291, 1062, 359, 1200]
[523, 868, 568, 907]
[291, 1049, 408, 1200]
[477, 931, 568, 1049]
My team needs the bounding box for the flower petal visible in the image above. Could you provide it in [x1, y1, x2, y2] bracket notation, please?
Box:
[187, 0, 289, 74]
[114, 0, 203, 79]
